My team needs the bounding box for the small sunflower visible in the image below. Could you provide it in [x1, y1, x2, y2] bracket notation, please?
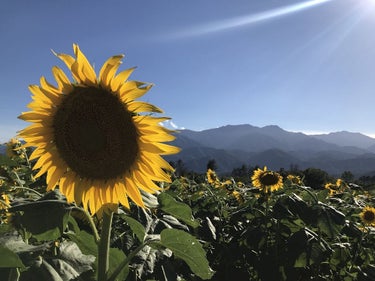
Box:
[206, 169, 219, 185]
[360, 206, 375, 226]
[6, 138, 26, 159]
[324, 182, 337, 195]
[231, 190, 244, 204]
[336, 179, 343, 187]
[222, 179, 233, 186]
[251, 166, 283, 192]
[324, 179, 347, 196]
[0, 194, 10, 210]
[286, 174, 302, 185]
[0, 194, 11, 224]
[18, 44, 180, 215]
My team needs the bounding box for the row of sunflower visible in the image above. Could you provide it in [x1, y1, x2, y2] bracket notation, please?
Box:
[190, 166, 375, 280]
[1, 136, 375, 280]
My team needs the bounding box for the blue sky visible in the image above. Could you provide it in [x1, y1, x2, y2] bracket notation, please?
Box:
[1, 0, 375, 142]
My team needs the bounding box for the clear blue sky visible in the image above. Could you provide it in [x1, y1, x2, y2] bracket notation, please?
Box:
[1, 0, 375, 142]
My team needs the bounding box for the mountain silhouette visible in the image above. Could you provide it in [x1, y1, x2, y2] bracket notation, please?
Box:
[2, 125, 375, 177]
[166, 124, 375, 176]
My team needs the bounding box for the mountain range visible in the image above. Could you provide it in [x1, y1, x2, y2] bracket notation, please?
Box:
[165, 124, 375, 176]
[2, 124, 375, 177]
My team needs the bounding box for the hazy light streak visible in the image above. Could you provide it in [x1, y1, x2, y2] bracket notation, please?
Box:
[174, 0, 332, 38]
[250, 1, 367, 94]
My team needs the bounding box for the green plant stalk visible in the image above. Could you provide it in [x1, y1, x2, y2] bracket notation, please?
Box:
[11, 186, 43, 197]
[98, 210, 114, 281]
[107, 239, 157, 281]
[73, 207, 100, 243]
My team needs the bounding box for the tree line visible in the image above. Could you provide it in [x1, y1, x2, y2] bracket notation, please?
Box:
[169, 159, 375, 190]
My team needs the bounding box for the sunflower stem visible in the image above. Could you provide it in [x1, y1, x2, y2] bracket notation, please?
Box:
[73, 207, 100, 243]
[11, 186, 43, 198]
[98, 210, 114, 281]
[107, 238, 157, 281]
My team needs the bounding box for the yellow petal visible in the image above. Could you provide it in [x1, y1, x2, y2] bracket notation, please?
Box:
[140, 131, 176, 142]
[138, 157, 172, 182]
[110, 67, 136, 91]
[60, 173, 75, 199]
[19, 124, 50, 136]
[119, 82, 151, 102]
[99, 55, 124, 87]
[114, 181, 130, 209]
[28, 85, 53, 105]
[34, 159, 53, 178]
[89, 188, 100, 215]
[133, 168, 162, 192]
[46, 166, 58, 191]
[40, 76, 60, 95]
[58, 176, 69, 200]
[100, 181, 114, 204]
[33, 151, 53, 170]
[82, 182, 95, 210]
[142, 152, 174, 171]
[29, 147, 47, 161]
[140, 142, 181, 155]
[52, 66, 73, 93]
[70, 61, 84, 83]
[74, 176, 86, 205]
[127, 101, 163, 113]
[21, 134, 53, 145]
[73, 44, 97, 85]
[133, 116, 170, 125]
[55, 52, 75, 69]
[124, 178, 145, 208]
[46, 164, 66, 191]
[18, 111, 49, 122]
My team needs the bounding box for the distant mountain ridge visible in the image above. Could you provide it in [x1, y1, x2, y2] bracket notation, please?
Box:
[166, 124, 375, 176]
[2, 124, 375, 176]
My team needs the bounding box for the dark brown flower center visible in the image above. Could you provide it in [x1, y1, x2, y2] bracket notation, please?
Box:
[364, 210, 375, 222]
[53, 86, 139, 180]
[260, 172, 280, 186]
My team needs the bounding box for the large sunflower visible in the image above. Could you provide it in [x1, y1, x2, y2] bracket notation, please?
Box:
[18, 44, 180, 215]
[251, 166, 283, 192]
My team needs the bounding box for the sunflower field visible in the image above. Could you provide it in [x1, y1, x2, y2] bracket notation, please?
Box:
[1, 140, 375, 281]
[1, 46, 375, 281]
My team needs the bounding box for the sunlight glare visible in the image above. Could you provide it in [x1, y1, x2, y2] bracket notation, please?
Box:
[177, 0, 332, 38]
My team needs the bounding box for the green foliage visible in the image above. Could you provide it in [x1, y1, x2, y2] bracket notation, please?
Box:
[1, 147, 375, 280]
[158, 192, 199, 228]
[161, 171, 375, 280]
[9, 190, 72, 241]
[303, 167, 331, 189]
[0, 149, 212, 281]
[159, 229, 214, 280]
[0, 245, 25, 268]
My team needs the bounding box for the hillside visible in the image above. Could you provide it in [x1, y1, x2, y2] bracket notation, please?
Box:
[166, 124, 375, 176]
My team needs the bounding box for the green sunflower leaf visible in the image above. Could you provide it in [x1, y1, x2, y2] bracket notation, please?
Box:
[108, 248, 129, 281]
[316, 204, 345, 238]
[0, 154, 18, 167]
[160, 229, 214, 280]
[9, 190, 72, 241]
[158, 192, 199, 228]
[119, 214, 146, 243]
[66, 230, 98, 258]
[0, 245, 25, 268]
[67, 230, 129, 281]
